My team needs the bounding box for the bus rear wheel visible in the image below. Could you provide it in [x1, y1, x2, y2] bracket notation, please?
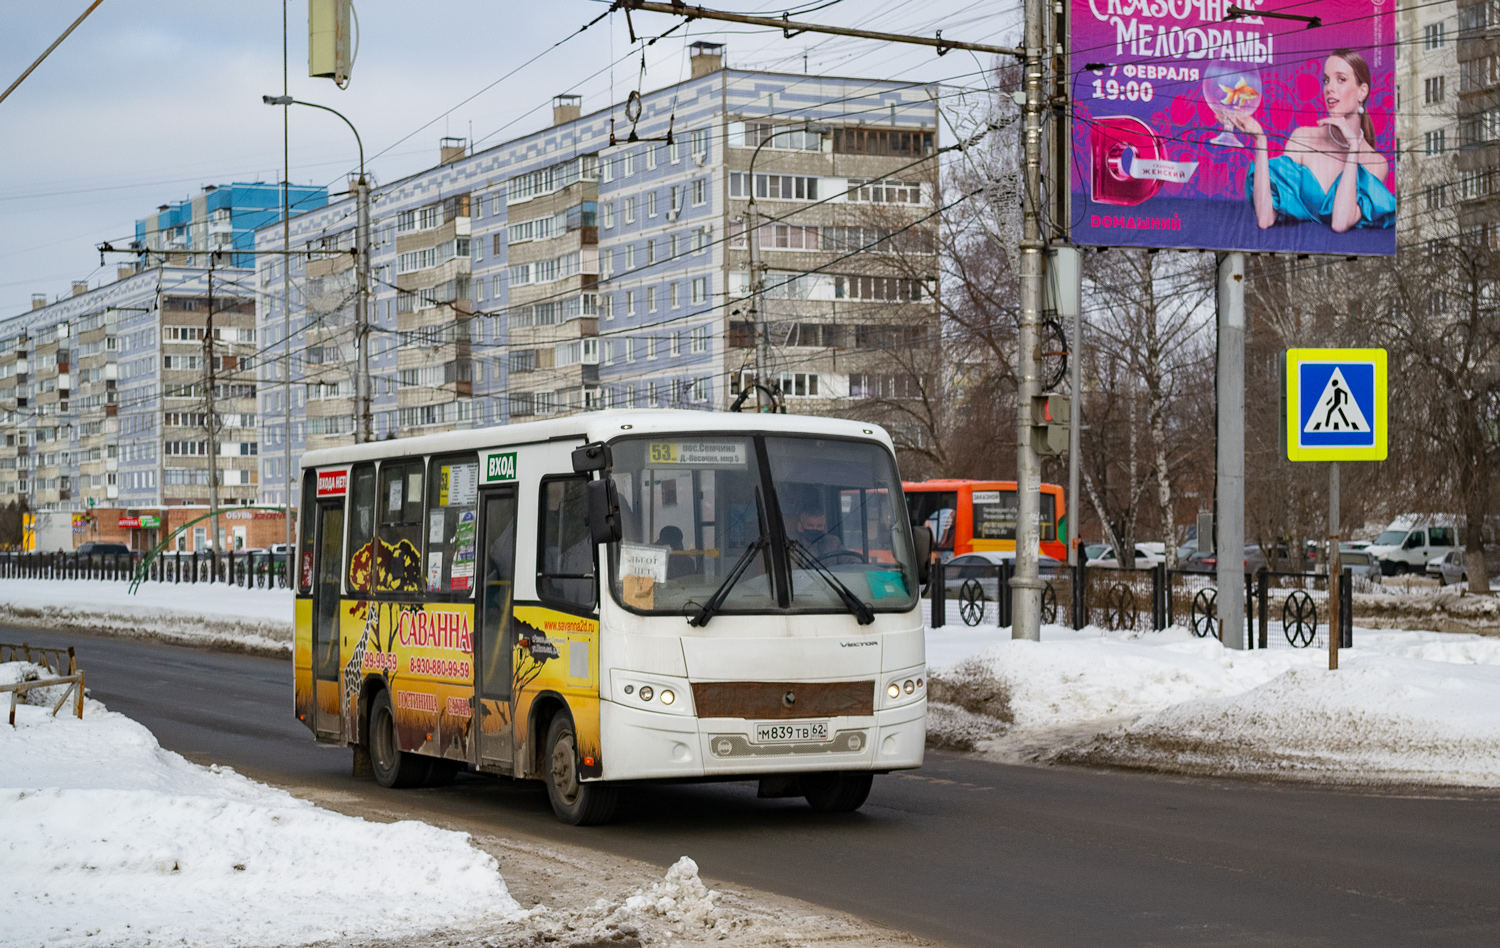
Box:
[802, 772, 873, 813]
[544, 713, 617, 825]
[369, 690, 432, 789]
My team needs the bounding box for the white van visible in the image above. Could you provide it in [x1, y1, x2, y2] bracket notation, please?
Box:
[1365, 516, 1460, 576]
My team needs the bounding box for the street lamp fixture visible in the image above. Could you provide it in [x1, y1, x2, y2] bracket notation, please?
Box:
[261, 93, 371, 443]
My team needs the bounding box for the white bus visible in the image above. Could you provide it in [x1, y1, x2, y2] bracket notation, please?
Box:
[294, 410, 930, 823]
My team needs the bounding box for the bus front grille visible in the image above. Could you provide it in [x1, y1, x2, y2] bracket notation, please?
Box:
[690, 680, 875, 719]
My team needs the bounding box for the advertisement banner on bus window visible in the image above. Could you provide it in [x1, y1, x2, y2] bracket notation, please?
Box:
[1069, 0, 1396, 255]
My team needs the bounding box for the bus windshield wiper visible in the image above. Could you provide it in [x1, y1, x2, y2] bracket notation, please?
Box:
[688, 537, 768, 628]
[786, 539, 875, 625]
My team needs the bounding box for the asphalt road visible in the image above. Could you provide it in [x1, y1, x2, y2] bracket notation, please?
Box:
[12, 627, 1500, 948]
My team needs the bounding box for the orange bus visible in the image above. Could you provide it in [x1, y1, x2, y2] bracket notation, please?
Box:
[903, 479, 1067, 561]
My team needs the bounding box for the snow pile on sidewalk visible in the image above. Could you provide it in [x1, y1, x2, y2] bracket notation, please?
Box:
[0, 675, 519, 948]
[0, 578, 291, 654]
[513, 856, 731, 946]
[926, 623, 1500, 787]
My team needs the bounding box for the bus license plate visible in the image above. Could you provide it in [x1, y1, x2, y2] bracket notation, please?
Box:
[753, 721, 829, 744]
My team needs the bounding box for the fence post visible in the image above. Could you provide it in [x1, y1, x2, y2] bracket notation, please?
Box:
[1244, 572, 1255, 648]
[1257, 568, 1269, 649]
[999, 560, 1013, 628]
[1152, 564, 1164, 631]
[1341, 566, 1353, 648]
[1073, 560, 1087, 630]
[929, 559, 945, 628]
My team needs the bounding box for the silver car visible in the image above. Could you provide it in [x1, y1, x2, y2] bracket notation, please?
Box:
[944, 551, 1063, 600]
[1427, 550, 1467, 586]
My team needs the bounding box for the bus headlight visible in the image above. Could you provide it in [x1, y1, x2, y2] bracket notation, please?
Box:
[888, 683, 902, 699]
[660, 689, 675, 705]
[639, 686, 654, 702]
[904, 680, 915, 694]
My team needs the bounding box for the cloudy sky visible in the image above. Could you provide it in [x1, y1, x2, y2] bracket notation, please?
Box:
[0, 1, 1018, 316]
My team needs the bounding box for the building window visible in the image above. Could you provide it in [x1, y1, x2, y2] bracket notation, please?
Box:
[647, 191, 658, 218]
[601, 294, 614, 320]
[690, 326, 708, 353]
[1426, 75, 1446, 104]
[670, 331, 682, 356]
[648, 335, 660, 360]
[691, 276, 707, 304]
[646, 145, 658, 170]
[602, 202, 614, 228]
[1426, 128, 1446, 154]
[646, 239, 656, 265]
[690, 127, 710, 160]
[624, 151, 635, 177]
[646, 286, 657, 312]
[670, 282, 680, 308]
[624, 196, 636, 223]
[626, 291, 636, 316]
[728, 172, 819, 200]
[1425, 22, 1445, 49]
[626, 244, 636, 269]
[670, 137, 681, 164]
[692, 178, 707, 206]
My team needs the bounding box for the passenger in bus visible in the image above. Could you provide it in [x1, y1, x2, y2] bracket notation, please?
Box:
[655, 526, 695, 580]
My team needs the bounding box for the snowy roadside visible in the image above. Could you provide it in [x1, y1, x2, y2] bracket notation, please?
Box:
[925, 617, 1500, 789]
[0, 578, 291, 656]
[0, 663, 936, 948]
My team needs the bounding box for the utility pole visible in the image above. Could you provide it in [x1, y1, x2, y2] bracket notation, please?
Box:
[1216, 252, 1246, 648]
[281, 0, 293, 573]
[355, 173, 372, 442]
[747, 198, 770, 408]
[1010, 0, 1048, 641]
[204, 257, 221, 551]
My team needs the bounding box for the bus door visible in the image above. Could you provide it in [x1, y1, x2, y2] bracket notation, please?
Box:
[474, 487, 519, 768]
[312, 500, 345, 740]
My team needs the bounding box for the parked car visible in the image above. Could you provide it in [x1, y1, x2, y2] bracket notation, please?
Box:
[75, 541, 130, 556]
[1089, 542, 1164, 570]
[1340, 541, 1370, 554]
[943, 551, 1064, 600]
[1366, 516, 1460, 576]
[1181, 549, 1218, 573]
[1339, 549, 1382, 582]
[1428, 550, 1467, 586]
[1083, 543, 1108, 563]
[1244, 543, 1312, 574]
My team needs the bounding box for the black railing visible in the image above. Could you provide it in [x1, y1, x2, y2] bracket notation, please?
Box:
[0, 550, 293, 590]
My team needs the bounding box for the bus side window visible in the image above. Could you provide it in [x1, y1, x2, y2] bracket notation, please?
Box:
[298, 471, 317, 592]
[346, 463, 377, 594]
[426, 453, 480, 594]
[377, 460, 424, 594]
[1039, 492, 1057, 542]
[539, 476, 596, 609]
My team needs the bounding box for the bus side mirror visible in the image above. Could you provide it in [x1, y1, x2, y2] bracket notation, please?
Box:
[573, 441, 613, 474]
[911, 524, 932, 586]
[587, 478, 623, 545]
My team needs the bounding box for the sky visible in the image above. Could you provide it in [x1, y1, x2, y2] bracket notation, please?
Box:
[0, 0, 1020, 317]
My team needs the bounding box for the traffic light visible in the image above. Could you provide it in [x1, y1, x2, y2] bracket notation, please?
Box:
[1031, 393, 1069, 456]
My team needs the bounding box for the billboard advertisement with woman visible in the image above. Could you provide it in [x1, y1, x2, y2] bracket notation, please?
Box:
[1069, 0, 1396, 255]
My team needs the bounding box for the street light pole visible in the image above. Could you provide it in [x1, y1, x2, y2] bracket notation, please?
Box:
[1011, 0, 1048, 641]
[263, 94, 371, 444]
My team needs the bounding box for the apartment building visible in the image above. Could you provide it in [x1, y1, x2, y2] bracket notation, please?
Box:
[136, 181, 327, 270]
[1398, 0, 1460, 239]
[1456, 0, 1500, 232]
[253, 44, 940, 508]
[0, 267, 267, 550]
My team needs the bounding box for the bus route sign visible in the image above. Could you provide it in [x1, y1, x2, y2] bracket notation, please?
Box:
[1285, 348, 1387, 462]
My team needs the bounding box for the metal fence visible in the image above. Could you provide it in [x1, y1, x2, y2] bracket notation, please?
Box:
[932, 560, 1355, 651]
[0, 550, 293, 590]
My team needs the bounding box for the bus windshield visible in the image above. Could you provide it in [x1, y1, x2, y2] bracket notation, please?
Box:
[607, 434, 918, 619]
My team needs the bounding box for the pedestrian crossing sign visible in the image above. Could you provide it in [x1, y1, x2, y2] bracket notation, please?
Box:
[1285, 348, 1387, 461]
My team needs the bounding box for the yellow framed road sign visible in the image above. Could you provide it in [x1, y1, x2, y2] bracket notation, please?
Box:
[1285, 348, 1388, 462]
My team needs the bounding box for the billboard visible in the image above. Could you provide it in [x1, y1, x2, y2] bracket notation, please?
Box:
[1069, 0, 1396, 255]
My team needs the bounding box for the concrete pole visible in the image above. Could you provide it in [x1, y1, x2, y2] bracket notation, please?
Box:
[1328, 461, 1341, 670]
[1215, 252, 1246, 648]
[1011, 0, 1047, 641]
[747, 200, 770, 410]
[356, 175, 372, 443]
[281, 0, 293, 568]
[204, 261, 221, 552]
[1048, 246, 1084, 566]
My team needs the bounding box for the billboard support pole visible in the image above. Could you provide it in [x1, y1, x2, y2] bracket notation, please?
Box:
[1216, 252, 1246, 649]
[1011, 0, 1048, 642]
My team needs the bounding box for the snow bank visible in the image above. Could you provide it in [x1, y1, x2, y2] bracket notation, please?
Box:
[926, 621, 1500, 787]
[0, 670, 519, 947]
[0, 579, 291, 655]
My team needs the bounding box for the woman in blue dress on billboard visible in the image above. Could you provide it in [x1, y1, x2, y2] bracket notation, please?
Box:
[1231, 49, 1395, 233]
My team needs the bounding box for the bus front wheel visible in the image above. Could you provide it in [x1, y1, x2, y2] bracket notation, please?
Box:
[802, 772, 873, 813]
[369, 690, 432, 789]
[544, 713, 618, 825]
